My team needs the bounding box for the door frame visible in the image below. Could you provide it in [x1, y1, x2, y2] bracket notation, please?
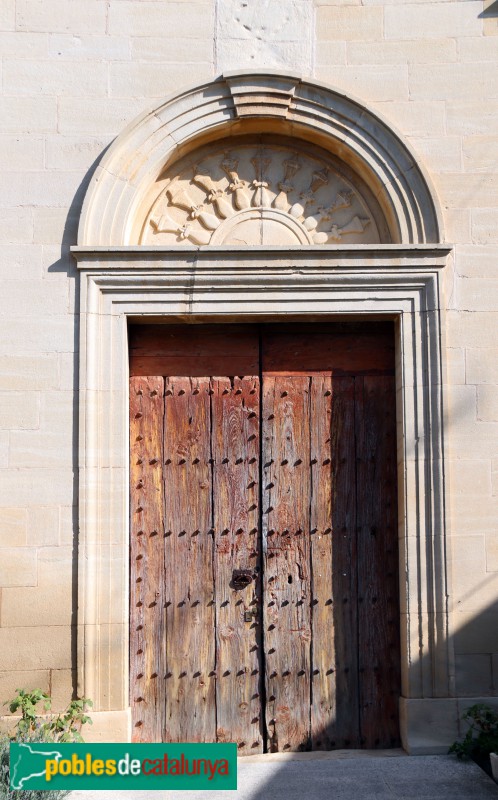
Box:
[73, 243, 453, 753]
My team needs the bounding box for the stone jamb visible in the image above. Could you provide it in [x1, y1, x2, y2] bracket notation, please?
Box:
[72, 243, 453, 753]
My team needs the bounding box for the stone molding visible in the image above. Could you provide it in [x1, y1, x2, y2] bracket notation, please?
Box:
[77, 70, 443, 248]
[73, 72, 452, 750]
[73, 245, 453, 752]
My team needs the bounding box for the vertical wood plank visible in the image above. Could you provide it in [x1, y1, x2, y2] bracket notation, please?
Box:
[262, 375, 312, 752]
[310, 376, 359, 749]
[163, 376, 216, 742]
[129, 375, 165, 742]
[355, 375, 401, 748]
[212, 375, 263, 755]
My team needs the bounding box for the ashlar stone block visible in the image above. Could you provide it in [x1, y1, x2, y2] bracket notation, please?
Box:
[472, 209, 498, 245]
[0, 136, 44, 171]
[446, 99, 498, 137]
[0, 670, 50, 713]
[317, 6, 383, 41]
[486, 534, 498, 572]
[455, 654, 493, 696]
[1, 245, 43, 281]
[108, 1, 213, 38]
[478, 385, 498, 422]
[0, 508, 27, 548]
[0, 0, 15, 30]
[0, 392, 39, 430]
[26, 506, 59, 547]
[1, 551, 72, 627]
[0, 97, 56, 134]
[16, 0, 107, 34]
[385, 2, 481, 40]
[0, 626, 72, 671]
[0, 208, 33, 246]
[0, 548, 37, 588]
[0, 432, 8, 469]
[3, 59, 108, 97]
[467, 349, 498, 385]
[50, 669, 76, 712]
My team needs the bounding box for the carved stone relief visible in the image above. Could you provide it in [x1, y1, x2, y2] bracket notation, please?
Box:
[140, 139, 384, 246]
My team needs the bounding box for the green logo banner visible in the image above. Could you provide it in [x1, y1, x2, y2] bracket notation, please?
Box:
[10, 742, 237, 791]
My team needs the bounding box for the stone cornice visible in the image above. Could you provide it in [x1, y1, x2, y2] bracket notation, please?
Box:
[71, 243, 451, 269]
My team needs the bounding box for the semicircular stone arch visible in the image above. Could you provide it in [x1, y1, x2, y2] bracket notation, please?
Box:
[78, 71, 443, 247]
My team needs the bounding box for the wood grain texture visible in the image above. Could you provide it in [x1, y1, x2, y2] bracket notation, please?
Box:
[212, 375, 263, 755]
[263, 375, 311, 753]
[163, 376, 216, 742]
[129, 325, 259, 377]
[129, 376, 165, 742]
[310, 376, 359, 749]
[262, 325, 394, 376]
[129, 324, 400, 752]
[355, 376, 400, 748]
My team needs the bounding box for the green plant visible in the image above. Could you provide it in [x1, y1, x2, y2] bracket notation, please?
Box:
[7, 689, 93, 743]
[449, 703, 498, 771]
[1, 688, 93, 800]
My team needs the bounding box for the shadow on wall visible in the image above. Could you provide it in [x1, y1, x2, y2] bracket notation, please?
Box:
[480, 1, 498, 18]
[48, 143, 113, 698]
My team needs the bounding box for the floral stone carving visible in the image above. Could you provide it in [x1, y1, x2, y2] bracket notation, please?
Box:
[140, 140, 383, 246]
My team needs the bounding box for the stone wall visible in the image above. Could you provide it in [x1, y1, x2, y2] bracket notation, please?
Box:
[0, 0, 497, 732]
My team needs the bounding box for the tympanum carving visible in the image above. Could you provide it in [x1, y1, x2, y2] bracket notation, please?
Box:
[140, 140, 383, 246]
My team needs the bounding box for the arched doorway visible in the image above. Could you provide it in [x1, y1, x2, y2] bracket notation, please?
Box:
[73, 71, 451, 753]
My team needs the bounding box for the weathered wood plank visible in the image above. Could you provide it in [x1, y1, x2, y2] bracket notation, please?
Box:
[262, 326, 394, 376]
[212, 375, 263, 755]
[262, 375, 311, 752]
[310, 376, 359, 749]
[163, 376, 216, 742]
[129, 325, 259, 377]
[129, 375, 165, 742]
[355, 376, 400, 748]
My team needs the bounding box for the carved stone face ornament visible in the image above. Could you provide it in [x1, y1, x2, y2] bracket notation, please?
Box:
[143, 141, 379, 247]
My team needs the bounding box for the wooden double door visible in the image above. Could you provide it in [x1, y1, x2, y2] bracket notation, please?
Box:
[129, 323, 400, 753]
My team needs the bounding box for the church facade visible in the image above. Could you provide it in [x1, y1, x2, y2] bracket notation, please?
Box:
[0, 0, 497, 754]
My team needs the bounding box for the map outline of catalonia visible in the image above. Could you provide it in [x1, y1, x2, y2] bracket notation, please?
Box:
[10, 742, 63, 790]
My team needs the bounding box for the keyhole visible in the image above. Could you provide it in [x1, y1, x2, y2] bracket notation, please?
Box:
[288, 575, 292, 584]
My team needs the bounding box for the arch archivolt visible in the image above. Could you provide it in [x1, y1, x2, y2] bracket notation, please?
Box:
[78, 71, 443, 248]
